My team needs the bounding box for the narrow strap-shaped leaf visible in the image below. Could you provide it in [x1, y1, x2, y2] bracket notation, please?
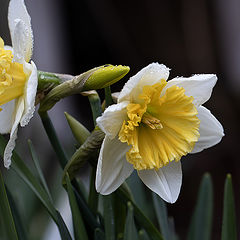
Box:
[139, 229, 151, 240]
[56, 211, 72, 240]
[73, 186, 102, 230]
[117, 186, 163, 240]
[113, 192, 127, 239]
[0, 168, 18, 240]
[66, 173, 88, 240]
[0, 135, 72, 239]
[187, 173, 213, 240]
[123, 202, 138, 240]
[28, 139, 52, 202]
[103, 195, 115, 240]
[39, 112, 68, 169]
[221, 174, 237, 240]
[94, 228, 105, 240]
[152, 192, 171, 240]
[6, 187, 28, 240]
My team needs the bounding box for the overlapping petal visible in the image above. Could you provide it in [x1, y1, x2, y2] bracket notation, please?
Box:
[164, 74, 217, 106]
[96, 101, 128, 139]
[118, 63, 169, 103]
[138, 161, 182, 203]
[20, 61, 37, 127]
[8, 0, 33, 62]
[192, 106, 224, 153]
[4, 97, 25, 168]
[96, 136, 133, 195]
[0, 100, 15, 134]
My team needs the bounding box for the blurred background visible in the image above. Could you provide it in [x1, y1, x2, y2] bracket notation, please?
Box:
[0, 0, 239, 239]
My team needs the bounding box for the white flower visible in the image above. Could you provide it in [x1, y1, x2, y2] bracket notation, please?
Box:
[0, 0, 38, 168]
[95, 63, 224, 203]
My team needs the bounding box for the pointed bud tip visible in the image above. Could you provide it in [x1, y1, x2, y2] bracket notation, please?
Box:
[83, 64, 130, 90]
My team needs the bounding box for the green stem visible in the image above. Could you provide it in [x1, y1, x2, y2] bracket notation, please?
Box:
[37, 71, 61, 91]
[103, 195, 115, 240]
[104, 86, 113, 108]
[88, 168, 98, 215]
[39, 111, 68, 169]
[88, 93, 102, 126]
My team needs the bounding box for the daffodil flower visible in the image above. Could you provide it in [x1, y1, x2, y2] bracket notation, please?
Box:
[96, 63, 224, 203]
[0, 0, 37, 168]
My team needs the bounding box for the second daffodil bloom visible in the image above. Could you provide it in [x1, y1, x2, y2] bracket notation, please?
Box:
[0, 0, 37, 168]
[96, 63, 224, 203]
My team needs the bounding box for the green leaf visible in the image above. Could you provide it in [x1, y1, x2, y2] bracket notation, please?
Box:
[94, 228, 105, 240]
[221, 174, 237, 240]
[117, 186, 163, 240]
[139, 229, 151, 240]
[39, 112, 68, 169]
[113, 192, 127, 239]
[123, 202, 138, 240]
[152, 193, 172, 240]
[103, 195, 116, 240]
[28, 139, 52, 202]
[63, 128, 104, 184]
[5, 187, 28, 240]
[0, 168, 18, 240]
[71, 183, 101, 231]
[64, 112, 90, 145]
[187, 173, 213, 240]
[0, 135, 72, 239]
[56, 211, 72, 240]
[66, 173, 88, 240]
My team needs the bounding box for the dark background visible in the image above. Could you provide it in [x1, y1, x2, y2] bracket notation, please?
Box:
[1, 0, 240, 239]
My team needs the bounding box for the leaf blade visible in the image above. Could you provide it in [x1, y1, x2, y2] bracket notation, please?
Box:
[187, 173, 213, 240]
[66, 173, 88, 240]
[0, 169, 18, 240]
[221, 174, 237, 240]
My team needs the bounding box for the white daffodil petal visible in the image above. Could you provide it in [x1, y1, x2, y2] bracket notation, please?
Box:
[164, 74, 217, 106]
[96, 136, 133, 195]
[20, 61, 38, 127]
[0, 100, 15, 134]
[8, 0, 33, 62]
[4, 97, 25, 168]
[118, 63, 170, 103]
[138, 161, 182, 203]
[4, 45, 13, 51]
[192, 106, 224, 153]
[12, 19, 30, 63]
[96, 101, 129, 139]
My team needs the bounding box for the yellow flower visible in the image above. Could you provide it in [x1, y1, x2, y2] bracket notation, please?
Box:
[96, 63, 224, 203]
[0, 0, 38, 168]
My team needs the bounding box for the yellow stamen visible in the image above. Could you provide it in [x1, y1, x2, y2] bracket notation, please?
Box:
[142, 112, 163, 130]
[0, 37, 27, 108]
[118, 80, 200, 170]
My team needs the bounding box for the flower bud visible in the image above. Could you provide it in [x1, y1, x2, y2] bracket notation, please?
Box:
[38, 65, 129, 113]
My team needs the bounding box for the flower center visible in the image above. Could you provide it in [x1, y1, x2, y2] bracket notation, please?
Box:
[0, 38, 27, 108]
[118, 80, 200, 170]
